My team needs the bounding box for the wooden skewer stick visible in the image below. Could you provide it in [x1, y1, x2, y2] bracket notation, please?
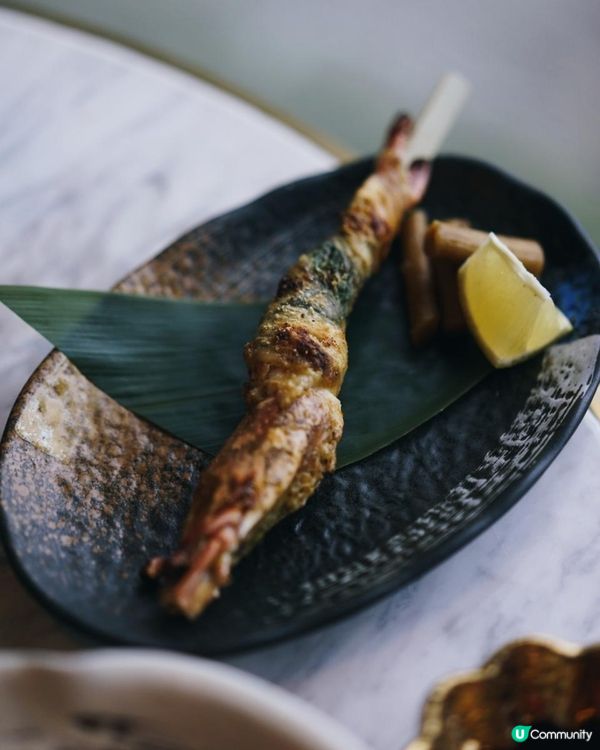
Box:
[427, 221, 545, 277]
[405, 73, 471, 164]
[400, 210, 440, 346]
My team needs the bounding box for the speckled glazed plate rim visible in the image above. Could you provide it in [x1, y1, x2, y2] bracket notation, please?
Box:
[0, 649, 368, 750]
[0, 155, 599, 654]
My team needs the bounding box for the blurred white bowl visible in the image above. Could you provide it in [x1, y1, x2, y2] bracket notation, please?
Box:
[0, 650, 368, 750]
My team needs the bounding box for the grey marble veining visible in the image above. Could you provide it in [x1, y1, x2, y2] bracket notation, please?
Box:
[0, 8, 334, 436]
[0, 3, 333, 642]
[0, 10, 599, 750]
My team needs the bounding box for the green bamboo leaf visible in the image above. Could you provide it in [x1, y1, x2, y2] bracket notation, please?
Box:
[0, 280, 490, 468]
[340, 277, 490, 466]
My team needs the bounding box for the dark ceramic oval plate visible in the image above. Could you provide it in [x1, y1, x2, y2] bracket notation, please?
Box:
[1, 157, 599, 655]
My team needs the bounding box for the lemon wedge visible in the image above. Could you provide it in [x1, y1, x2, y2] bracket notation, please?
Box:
[458, 233, 572, 367]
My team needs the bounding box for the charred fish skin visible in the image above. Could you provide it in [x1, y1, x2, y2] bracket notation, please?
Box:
[147, 114, 430, 618]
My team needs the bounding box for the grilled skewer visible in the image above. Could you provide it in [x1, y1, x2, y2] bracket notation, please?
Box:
[147, 115, 431, 618]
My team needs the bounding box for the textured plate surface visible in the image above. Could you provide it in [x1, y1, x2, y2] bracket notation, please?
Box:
[0, 157, 599, 654]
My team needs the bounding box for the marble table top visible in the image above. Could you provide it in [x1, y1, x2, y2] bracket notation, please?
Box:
[1, 9, 599, 750]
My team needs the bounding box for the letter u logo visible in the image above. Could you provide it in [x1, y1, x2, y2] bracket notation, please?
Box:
[511, 725, 532, 742]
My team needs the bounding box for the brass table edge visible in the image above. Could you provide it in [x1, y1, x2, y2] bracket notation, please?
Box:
[590, 387, 600, 420]
[0, 1, 354, 163]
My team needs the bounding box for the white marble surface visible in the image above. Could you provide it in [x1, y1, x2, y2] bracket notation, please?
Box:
[1, 9, 599, 750]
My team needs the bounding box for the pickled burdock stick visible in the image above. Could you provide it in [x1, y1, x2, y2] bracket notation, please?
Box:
[400, 209, 439, 345]
[433, 258, 465, 333]
[426, 221, 545, 276]
[445, 217, 471, 229]
[425, 219, 467, 334]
